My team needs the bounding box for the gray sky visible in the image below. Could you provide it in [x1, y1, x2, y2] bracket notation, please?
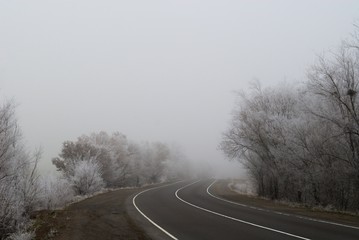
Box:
[1, 0, 359, 174]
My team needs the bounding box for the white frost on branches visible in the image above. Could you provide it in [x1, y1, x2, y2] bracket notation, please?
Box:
[69, 158, 105, 195]
[0, 100, 40, 239]
[38, 174, 74, 210]
[220, 30, 359, 211]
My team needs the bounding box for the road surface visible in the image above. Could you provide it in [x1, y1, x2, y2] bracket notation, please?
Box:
[132, 179, 359, 240]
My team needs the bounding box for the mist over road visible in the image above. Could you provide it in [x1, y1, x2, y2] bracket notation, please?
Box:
[132, 180, 359, 240]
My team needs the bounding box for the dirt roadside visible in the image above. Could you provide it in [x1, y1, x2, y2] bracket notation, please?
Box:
[33, 188, 151, 240]
[212, 179, 359, 228]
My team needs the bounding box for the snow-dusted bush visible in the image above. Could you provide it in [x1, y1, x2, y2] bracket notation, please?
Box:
[38, 174, 74, 210]
[69, 158, 105, 195]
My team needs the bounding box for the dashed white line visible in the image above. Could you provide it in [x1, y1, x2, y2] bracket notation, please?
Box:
[133, 182, 181, 240]
[175, 180, 311, 240]
[207, 179, 359, 231]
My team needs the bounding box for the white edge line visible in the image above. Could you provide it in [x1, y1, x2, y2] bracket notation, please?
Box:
[133, 182, 181, 240]
[207, 179, 359, 231]
[175, 180, 311, 240]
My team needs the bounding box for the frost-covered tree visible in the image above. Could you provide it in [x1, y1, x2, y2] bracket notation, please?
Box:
[304, 38, 359, 209]
[52, 140, 99, 179]
[52, 132, 130, 187]
[144, 142, 169, 183]
[53, 131, 190, 190]
[85, 132, 131, 186]
[0, 100, 40, 239]
[123, 142, 169, 185]
[221, 28, 359, 211]
[220, 82, 301, 199]
[136, 142, 190, 183]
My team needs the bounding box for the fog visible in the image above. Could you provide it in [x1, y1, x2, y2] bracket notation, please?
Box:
[1, 0, 358, 176]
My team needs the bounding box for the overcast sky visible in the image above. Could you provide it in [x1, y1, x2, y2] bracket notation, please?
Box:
[1, 0, 359, 175]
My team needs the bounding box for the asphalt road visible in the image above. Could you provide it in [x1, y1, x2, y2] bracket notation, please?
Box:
[132, 179, 359, 240]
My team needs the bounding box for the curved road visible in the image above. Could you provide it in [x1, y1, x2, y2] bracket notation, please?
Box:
[132, 180, 359, 240]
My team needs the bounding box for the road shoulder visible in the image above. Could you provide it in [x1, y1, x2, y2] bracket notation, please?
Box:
[211, 179, 359, 228]
[33, 188, 152, 240]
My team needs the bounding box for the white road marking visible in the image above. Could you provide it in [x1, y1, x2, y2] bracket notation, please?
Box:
[207, 179, 359, 231]
[175, 180, 311, 240]
[133, 182, 181, 240]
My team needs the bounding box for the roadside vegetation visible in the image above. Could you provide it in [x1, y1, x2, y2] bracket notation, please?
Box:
[0, 99, 190, 240]
[52, 131, 190, 193]
[221, 28, 359, 212]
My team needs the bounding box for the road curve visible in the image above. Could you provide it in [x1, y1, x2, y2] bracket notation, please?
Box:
[132, 179, 359, 240]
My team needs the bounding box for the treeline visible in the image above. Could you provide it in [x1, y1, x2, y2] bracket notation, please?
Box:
[221, 31, 359, 211]
[52, 131, 190, 195]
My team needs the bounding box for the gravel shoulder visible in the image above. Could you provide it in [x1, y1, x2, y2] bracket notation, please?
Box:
[212, 179, 359, 228]
[33, 188, 152, 240]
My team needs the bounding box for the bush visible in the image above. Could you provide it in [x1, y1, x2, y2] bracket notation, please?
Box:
[38, 175, 74, 210]
[69, 159, 105, 195]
